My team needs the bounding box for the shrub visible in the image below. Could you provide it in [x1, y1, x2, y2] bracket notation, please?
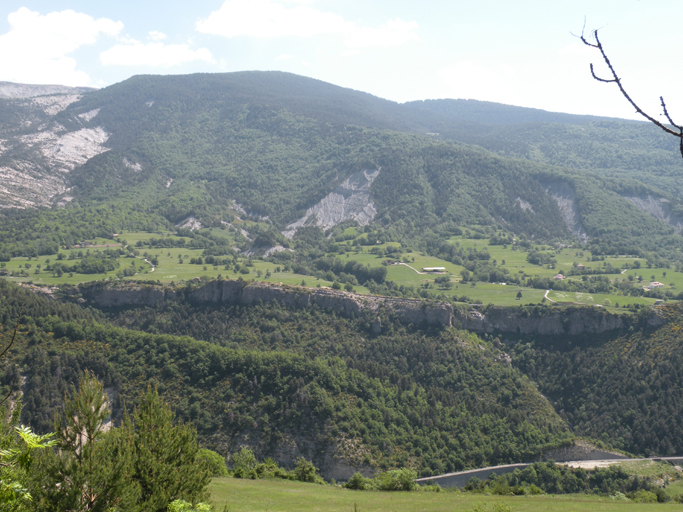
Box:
[168, 500, 214, 511]
[344, 472, 374, 490]
[374, 468, 418, 491]
[231, 447, 257, 475]
[197, 449, 228, 477]
[294, 457, 324, 484]
[630, 489, 657, 503]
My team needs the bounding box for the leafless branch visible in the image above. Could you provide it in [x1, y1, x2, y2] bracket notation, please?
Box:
[579, 28, 683, 158]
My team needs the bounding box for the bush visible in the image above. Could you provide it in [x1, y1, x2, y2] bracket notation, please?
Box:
[168, 500, 214, 511]
[630, 489, 657, 503]
[374, 469, 418, 491]
[344, 472, 374, 490]
[231, 447, 257, 475]
[294, 457, 324, 484]
[197, 449, 228, 477]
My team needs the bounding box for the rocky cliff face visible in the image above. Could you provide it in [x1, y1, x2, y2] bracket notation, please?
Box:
[621, 193, 683, 233]
[283, 168, 380, 238]
[188, 280, 453, 329]
[218, 428, 375, 480]
[78, 279, 452, 328]
[541, 440, 627, 462]
[79, 282, 175, 308]
[455, 304, 667, 335]
[78, 280, 670, 335]
[0, 82, 110, 208]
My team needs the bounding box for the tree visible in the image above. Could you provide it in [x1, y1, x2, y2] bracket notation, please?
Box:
[128, 387, 210, 512]
[30, 371, 138, 512]
[580, 28, 683, 157]
[0, 415, 55, 511]
[0, 308, 55, 512]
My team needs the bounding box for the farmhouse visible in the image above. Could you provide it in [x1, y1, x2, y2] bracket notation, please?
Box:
[648, 281, 665, 289]
[422, 267, 446, 272]
[553, 273, 565, 280]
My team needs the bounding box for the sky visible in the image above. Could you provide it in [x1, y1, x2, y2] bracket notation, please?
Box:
[1, 0, 682, 121]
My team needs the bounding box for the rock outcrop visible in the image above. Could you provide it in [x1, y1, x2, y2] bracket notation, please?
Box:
[546, 182, 588, 242]
[283, 168, 380, 237]
[188, 280, 453, 328]
[540, 440, 627, 462]
[78, 280, 672, 335]
[621, 193, 683, 233]
[0, 82, 110, 208]
[455, 303, 668, 335]
[79, 279, 453, 328]
[79, 282, 176, 308]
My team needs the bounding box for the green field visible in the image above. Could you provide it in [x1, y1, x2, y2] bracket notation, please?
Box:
[208, 477, 675, 511]
[1, 230, 678, 309]
[0, 231, 342, 291]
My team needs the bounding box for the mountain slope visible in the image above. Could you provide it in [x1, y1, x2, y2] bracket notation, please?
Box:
[1, 72, 683, 264]
[0, 279, 571, 478]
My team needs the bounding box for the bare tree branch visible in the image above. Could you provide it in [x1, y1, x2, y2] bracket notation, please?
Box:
[579, 28, 683, 158]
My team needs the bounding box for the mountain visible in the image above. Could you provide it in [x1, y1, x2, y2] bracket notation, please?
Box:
[3, 72, 683, 479]
[2, 71, 683, 266]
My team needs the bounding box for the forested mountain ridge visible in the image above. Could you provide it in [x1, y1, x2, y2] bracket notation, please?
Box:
[0, 279, 572, 479]
[3, 71, 683, 482]
[2, 71, 683, 257]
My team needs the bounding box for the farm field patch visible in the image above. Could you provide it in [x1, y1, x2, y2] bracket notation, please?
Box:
[208, 477, 671, 512]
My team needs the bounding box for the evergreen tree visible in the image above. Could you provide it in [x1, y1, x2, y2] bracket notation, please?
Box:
[30, 371, 138, 512]
[129, 387, 210, 512]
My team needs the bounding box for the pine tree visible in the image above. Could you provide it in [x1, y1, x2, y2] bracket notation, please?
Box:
[129, 387, 210, 512]
[30, 371, 138, 511]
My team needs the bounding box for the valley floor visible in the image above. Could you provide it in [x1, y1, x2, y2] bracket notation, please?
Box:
[208, 477, 675, 511]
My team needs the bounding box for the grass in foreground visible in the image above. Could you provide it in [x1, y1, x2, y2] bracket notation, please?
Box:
[208, 477, 676, 511]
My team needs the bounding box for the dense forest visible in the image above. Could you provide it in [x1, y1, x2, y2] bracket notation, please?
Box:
[0, 280, 571, 478]
[511, 302, 683, 456]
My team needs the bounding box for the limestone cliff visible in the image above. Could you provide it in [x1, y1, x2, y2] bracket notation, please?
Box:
[455, 304, 667, 335]
[188, 280, 453, 329]
[77, 279, 452, 328]
[77, 280, 670, 335]
[79, 282, 175, 308]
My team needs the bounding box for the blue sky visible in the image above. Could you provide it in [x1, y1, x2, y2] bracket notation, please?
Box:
[1, 1, 682, 121]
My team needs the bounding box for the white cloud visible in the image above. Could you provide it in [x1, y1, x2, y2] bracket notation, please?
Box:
[344, 19, 419, 50]
[197, 0, 348, 38]
[197, 0, 418, 54]
[148, 31, 168, 41]
[0, 7, 123, 86]
[100, 42, 215, 67]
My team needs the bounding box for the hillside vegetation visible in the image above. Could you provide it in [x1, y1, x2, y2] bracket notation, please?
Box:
[2, 71, 683, 271]
[511, 302, 683, 456]
[0, 280, 571, 478]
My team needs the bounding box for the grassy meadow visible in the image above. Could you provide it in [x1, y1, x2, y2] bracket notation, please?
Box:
[208, 477, 676, 512]
[1, 228, 678, 309]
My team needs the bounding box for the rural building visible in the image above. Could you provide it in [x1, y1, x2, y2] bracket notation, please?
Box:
[553, 273, 565, 280]
[422, 267, 446, 272]
[649, 281, 665, 289]
[576, 264, 585, 269]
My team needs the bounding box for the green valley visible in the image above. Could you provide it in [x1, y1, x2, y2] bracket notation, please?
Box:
[2, 69, 683, 510]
